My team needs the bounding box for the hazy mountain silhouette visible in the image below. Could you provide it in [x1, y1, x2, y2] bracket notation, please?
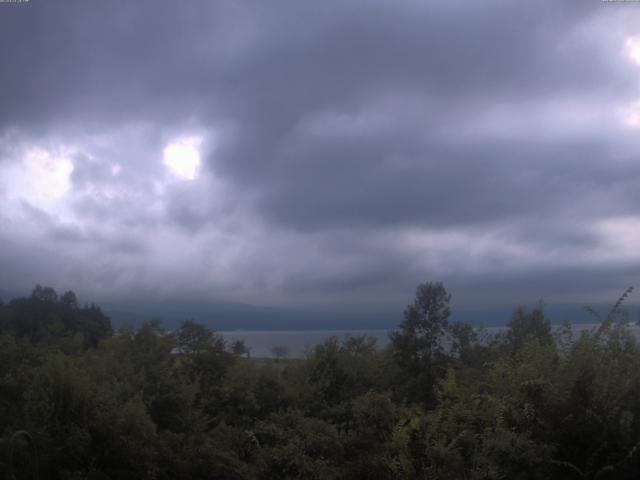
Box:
[100, 299, 630, 331]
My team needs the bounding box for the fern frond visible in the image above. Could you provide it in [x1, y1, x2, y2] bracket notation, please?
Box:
[583, 306, 602, 322]
[595, 286, 634, 340]
[608, 286, 634, 318]
[548, 459, 585, 478]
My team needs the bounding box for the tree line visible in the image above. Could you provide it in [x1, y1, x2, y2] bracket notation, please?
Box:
[0, 283, 639, 479]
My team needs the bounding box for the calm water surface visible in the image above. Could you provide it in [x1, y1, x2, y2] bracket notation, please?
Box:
[219, 323, 640, 358]
[218, 329, 391, 358]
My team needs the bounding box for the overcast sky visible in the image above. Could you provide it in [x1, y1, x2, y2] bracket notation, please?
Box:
[2, 1, 640, 321]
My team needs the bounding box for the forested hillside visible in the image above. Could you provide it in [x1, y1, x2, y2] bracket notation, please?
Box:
[1, 283, 640, 479]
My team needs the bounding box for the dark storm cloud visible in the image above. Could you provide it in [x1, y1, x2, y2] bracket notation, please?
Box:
[1, 0, 640, 314]
[0, 1, 623, 133]
[192, 1, 637, 232]
[0, 2, 212, 130]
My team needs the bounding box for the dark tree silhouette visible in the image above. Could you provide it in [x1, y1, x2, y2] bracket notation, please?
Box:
[390, 281, 451, 405]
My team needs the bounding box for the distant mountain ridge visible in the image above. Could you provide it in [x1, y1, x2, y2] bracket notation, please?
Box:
[100, 300, 637, 332]
[101, 299, 400, 331]
[2, 287, 637, 331]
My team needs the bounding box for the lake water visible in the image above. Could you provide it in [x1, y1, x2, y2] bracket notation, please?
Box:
[219, 323, 640, 358]
[218, 329, 391, 358]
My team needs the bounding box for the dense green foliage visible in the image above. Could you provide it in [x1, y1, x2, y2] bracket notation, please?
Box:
[1, 283, 640, 479]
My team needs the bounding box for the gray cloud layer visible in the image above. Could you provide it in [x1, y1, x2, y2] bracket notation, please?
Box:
[1, 0, 640, 321]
